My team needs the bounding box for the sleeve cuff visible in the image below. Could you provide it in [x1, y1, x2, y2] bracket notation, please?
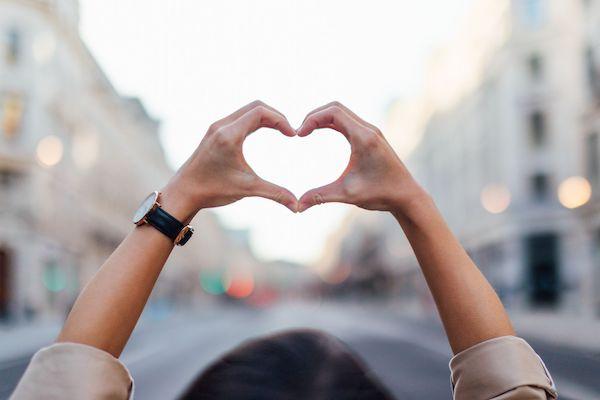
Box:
[449, 336, 557, 400]
[11, 342, 133, 400]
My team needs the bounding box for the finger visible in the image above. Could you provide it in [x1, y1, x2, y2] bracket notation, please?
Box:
[299, 101, 377, 134]
[297, 182, 348, 213]
[229, 104, 296, 138]
[296, 105, 357, 139]
[210, 100, 291, 134]
[251, 178, 299, 212]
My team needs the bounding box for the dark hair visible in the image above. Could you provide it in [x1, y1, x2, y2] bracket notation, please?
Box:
[179, 328, 395, 400]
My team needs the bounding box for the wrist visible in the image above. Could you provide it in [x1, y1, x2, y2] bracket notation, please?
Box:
[389, 185, 435, 225]
[159, 181, 199, 224]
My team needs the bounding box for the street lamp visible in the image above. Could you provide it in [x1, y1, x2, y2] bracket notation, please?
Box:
[36, 135, 64, 167]
[558, 176, 592, 209]
[480, 183, 511, 214]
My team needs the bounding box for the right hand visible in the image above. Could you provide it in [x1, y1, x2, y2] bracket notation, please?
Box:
[297, 102, 428, 215]
[160, 101, 299, 222]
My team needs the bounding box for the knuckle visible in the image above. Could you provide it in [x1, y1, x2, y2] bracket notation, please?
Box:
[361, 131, 380, 148]
[212, 129, 233, 147]
[253, 105, 268, 116]
[329, 105, 344, 117]
[249, 100, 265, 109]
[312, 192, 325, 205]
[207, 122, 220, 135]
[342, 179, 359, 199]
[274, 190, 285, 204]
[239, 173, 257, 193]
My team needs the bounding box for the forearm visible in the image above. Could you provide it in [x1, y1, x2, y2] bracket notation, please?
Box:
[54, 101, 298, 359]
[57, 187, 194, 357]
[392, 193, 514, 354]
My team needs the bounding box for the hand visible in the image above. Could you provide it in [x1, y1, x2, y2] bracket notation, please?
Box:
[297, 102, 427, 214]
[160, 101, 298, 222]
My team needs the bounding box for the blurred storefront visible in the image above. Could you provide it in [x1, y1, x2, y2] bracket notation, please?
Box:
[0, 0, 263, 322]
[322, 0, 600, 317]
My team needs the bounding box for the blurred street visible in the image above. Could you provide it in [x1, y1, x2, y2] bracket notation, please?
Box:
[2, 302, 599, 400]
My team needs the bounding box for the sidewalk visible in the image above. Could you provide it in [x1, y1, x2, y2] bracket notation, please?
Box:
[0, 320, 61, 362]
[511, 311, 600, 353]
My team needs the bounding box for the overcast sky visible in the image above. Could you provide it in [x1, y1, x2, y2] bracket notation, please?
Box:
[79, 0, 475, 264]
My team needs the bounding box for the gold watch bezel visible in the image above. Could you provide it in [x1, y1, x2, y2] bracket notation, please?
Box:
[133, 191, 162, 226]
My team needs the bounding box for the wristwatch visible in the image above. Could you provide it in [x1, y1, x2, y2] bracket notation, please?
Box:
[132, 191, 194, 246]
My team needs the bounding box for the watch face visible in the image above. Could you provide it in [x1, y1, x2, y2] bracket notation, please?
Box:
[133, 192, 159, 224]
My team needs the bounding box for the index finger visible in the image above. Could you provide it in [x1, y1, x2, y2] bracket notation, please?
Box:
[225, 104, 296, 139]
[296, 104, 361, 140]
[300, 101, 378, 133]
[210, 100, 290, 133]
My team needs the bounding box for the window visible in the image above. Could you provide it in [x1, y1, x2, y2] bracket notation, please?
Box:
[0, 248, 11, 319]
[519, 0, 545, 28]
[586, 46, 600, 100]
[43, 261, 67, 307]
[531, 173, 550, 202]
[1, 93, 24, 138]
[529, 111, 547, 147]
[5, 29, 21, 64]
[0, 169, 20, 188]
[525, 233, 560, 307]
[527, 53, 543, 81]
[587, 133, 600, 183]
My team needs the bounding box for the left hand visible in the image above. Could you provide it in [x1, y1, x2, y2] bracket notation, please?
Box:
[160, 101, 299, 222]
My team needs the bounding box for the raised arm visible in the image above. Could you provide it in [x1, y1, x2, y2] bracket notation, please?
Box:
[57, 101, 298, 357]
[297, 102, 514, 354]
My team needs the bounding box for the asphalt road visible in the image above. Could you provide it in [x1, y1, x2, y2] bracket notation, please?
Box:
[2, 303, 599, 399]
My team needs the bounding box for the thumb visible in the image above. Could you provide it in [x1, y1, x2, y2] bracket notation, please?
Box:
[298, 182, 346, 213]
[252, 178, 298, 212]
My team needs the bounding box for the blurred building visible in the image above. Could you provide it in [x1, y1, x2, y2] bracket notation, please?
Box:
[322, 0, 600, 316]
[0, 0, 254, 322]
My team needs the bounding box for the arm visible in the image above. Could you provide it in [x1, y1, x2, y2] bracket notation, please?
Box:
[391, 198, 515, 354]
[296, 102, 514, 354]
[57, 101, 298, 357]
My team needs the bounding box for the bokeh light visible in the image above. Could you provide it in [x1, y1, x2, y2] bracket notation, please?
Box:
[223, 270, 255, 299]
[42, 264, 67, 293]
[558, 176, 592, 209]
[481, 183, 511, 214]
[72, 130, 99, 170]
[36, 135, 64, 167]
[199, 271, 225, 295]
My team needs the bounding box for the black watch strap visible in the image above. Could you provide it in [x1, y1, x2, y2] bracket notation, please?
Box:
[146, 206, 184, 242]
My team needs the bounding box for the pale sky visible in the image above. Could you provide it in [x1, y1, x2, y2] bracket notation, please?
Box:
[79, 0, 474, 264]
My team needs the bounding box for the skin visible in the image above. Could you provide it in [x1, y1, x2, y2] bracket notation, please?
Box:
[57, 100, 514, 358]
[57, 101, 298, 356]
[296, 102, 515, 353]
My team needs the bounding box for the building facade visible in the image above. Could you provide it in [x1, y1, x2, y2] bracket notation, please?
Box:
[0, 0, 248, 322]
[322, 0, 600, 317]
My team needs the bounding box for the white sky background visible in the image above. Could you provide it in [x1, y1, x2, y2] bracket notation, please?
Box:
[79, 0, 474, 264]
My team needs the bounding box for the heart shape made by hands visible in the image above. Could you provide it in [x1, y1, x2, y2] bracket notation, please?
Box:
[243, 127, 351, 200]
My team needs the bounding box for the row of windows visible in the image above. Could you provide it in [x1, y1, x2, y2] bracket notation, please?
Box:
[527, 130, 600, 205]
[1, 93, 24, 138]
[3, 28, 21, 65]
[518, 0, 545, 29]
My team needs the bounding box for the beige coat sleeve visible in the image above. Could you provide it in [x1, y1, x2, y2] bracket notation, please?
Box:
[10, 343, 133, 400]
[450, 336, 557, 400]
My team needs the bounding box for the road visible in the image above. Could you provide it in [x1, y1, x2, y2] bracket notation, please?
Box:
[1, 303, 599, 399]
